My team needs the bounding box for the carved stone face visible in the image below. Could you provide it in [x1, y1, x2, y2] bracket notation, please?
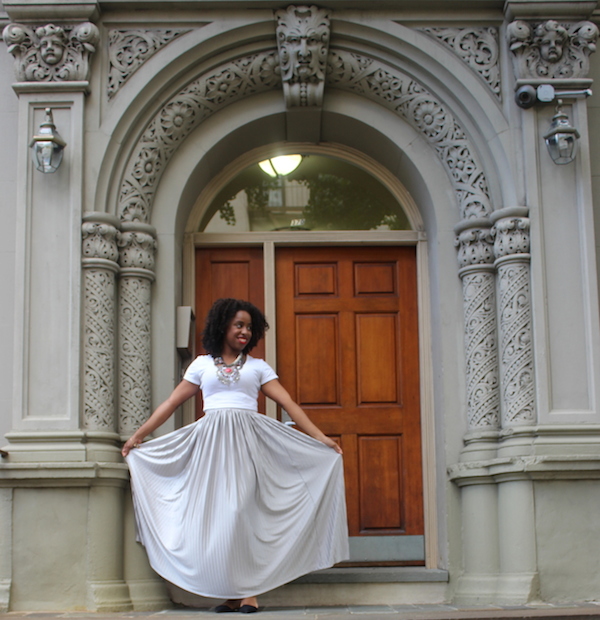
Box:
[535, 21, 568, 63]
[37, 26, 66, 65]
[276, 7, 329, 83]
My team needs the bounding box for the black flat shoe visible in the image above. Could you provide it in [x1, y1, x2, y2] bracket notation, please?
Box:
[239, 605, 258, 614]
[215, 604, 239, 613]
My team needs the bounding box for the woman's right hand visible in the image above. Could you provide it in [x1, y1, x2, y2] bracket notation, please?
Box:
[120, 379, 199, 458]
[122, 436, 142, 457]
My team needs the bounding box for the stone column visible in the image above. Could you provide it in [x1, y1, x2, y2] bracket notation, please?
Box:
[491, 207, 539, 604]
[117, 223, 157, 438]
[455, 219, 500, 451]
[117, 223, 167, 610]
[454, 219, 501, 605]
[491, 207, 535, 429]
[82, 214, 120, 436]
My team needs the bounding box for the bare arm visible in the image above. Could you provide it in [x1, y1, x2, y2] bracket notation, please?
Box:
[121, 379, 200, 457]
[261, 379, 342, 454]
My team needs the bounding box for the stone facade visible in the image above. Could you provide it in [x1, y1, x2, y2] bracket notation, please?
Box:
[2, 0, 600, 612]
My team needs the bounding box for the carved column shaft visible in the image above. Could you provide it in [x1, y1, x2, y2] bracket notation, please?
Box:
[456, 220, 500, 432]
[492, 208, 535, 428]
[82, 216, 120, 433]
[118, 223, 157, 437]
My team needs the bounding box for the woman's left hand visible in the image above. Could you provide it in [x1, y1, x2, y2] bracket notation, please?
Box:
[320, 436, 343, 455]
[261, 379, 343, 455]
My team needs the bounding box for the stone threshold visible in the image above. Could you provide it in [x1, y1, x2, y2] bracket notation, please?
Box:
[291, 566, 449, 584]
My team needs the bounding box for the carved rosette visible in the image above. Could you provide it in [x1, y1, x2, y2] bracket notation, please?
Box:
[275, 5, 330, 107]
[456, 221, 500, 430]
[108, 29, 190, 99]
[2, 21, 99, 82]
[507, 19, 598, 80]
[419, 27, 501, 99]
[82, 218, 120, 432]
[492, 209, 535, 428]
[117, 225, 157, 436]
[117, 46, 492, 224]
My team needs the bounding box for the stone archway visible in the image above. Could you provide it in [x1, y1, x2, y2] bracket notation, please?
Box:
[81, 8, 534, 494]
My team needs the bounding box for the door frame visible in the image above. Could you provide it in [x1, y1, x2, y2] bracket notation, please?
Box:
[180, 144, 437, 568]
[182, 230, 437, 568]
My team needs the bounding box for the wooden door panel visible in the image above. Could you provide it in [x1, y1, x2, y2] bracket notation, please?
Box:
[194, 247, 265, 418]
[356, 313, 399, 404]
[354, 262, 397, 296]
[296, 314, 340, 406]
[358, 436, 403, 532]
[276, 246, 424, 550]
[296, 263, 338, 296]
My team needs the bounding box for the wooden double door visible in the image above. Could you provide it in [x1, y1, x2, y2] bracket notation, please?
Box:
[195, 245, 424, 564]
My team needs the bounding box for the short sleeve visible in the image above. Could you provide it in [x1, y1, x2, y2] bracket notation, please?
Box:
[183, 356, 206, 386]
[259, 359, 278, 385]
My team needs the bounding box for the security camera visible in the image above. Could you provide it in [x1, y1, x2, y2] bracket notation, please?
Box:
[515, 85, 537, 109]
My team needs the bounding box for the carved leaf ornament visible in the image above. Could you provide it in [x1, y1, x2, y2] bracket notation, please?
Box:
[419, 27, 501, 98]
[108, 29, 191, 98]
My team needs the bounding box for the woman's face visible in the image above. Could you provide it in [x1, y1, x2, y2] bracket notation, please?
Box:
[223, 310, 252, 356]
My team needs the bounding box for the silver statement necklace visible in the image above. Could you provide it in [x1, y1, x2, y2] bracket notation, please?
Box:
[214, 353, 246, 385]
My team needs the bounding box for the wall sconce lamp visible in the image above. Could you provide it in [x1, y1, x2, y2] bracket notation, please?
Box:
[543, 100, 580, 165]
[29, 108, 66, 173]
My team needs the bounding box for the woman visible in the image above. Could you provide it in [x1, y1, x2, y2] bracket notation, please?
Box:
[123, 298, 349, 613]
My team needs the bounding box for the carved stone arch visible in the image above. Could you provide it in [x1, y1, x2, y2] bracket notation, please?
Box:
[115, 49, 495, 225]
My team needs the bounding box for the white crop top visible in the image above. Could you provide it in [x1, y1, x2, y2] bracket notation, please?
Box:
[183, 355, 278, 410]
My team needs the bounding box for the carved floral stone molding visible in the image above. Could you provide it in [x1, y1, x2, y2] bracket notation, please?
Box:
[275, 5, 330, 107]
[117, 48, 492, 222]
[108, 29, 191, 99]
[327, 49, 493, 220]
[118, 51, 281, 222]
[2, 21, 99, 82]
[507, 19, 598, 79]
[419, 27, 501, 99]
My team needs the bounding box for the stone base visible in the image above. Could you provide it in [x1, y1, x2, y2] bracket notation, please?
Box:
[0, 579, 10, 613]
[88, 581, 133, 612]
[128, 579, 172, 611]
[495, 572, 540, 606]
[453, 574, 499, 607]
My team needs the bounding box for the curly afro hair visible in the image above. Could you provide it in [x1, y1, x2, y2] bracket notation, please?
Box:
[201, 298, 269, 357]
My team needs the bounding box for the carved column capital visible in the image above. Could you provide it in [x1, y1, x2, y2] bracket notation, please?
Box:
[82, 218, 120, 268]
[117, 223, 157, 275]
[455, 218, 495, 273]
[507, 19, 598, 80]
[275, 5, 330, 107]
[2, 21, 99, 82]
[491, 207, 530, 261]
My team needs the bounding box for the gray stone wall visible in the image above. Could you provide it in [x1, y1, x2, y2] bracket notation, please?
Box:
[588, 53, 600, 311]
[0, 10, 17, 446]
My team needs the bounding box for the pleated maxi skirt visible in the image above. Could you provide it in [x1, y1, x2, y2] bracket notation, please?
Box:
[126, 409, 349, 598]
